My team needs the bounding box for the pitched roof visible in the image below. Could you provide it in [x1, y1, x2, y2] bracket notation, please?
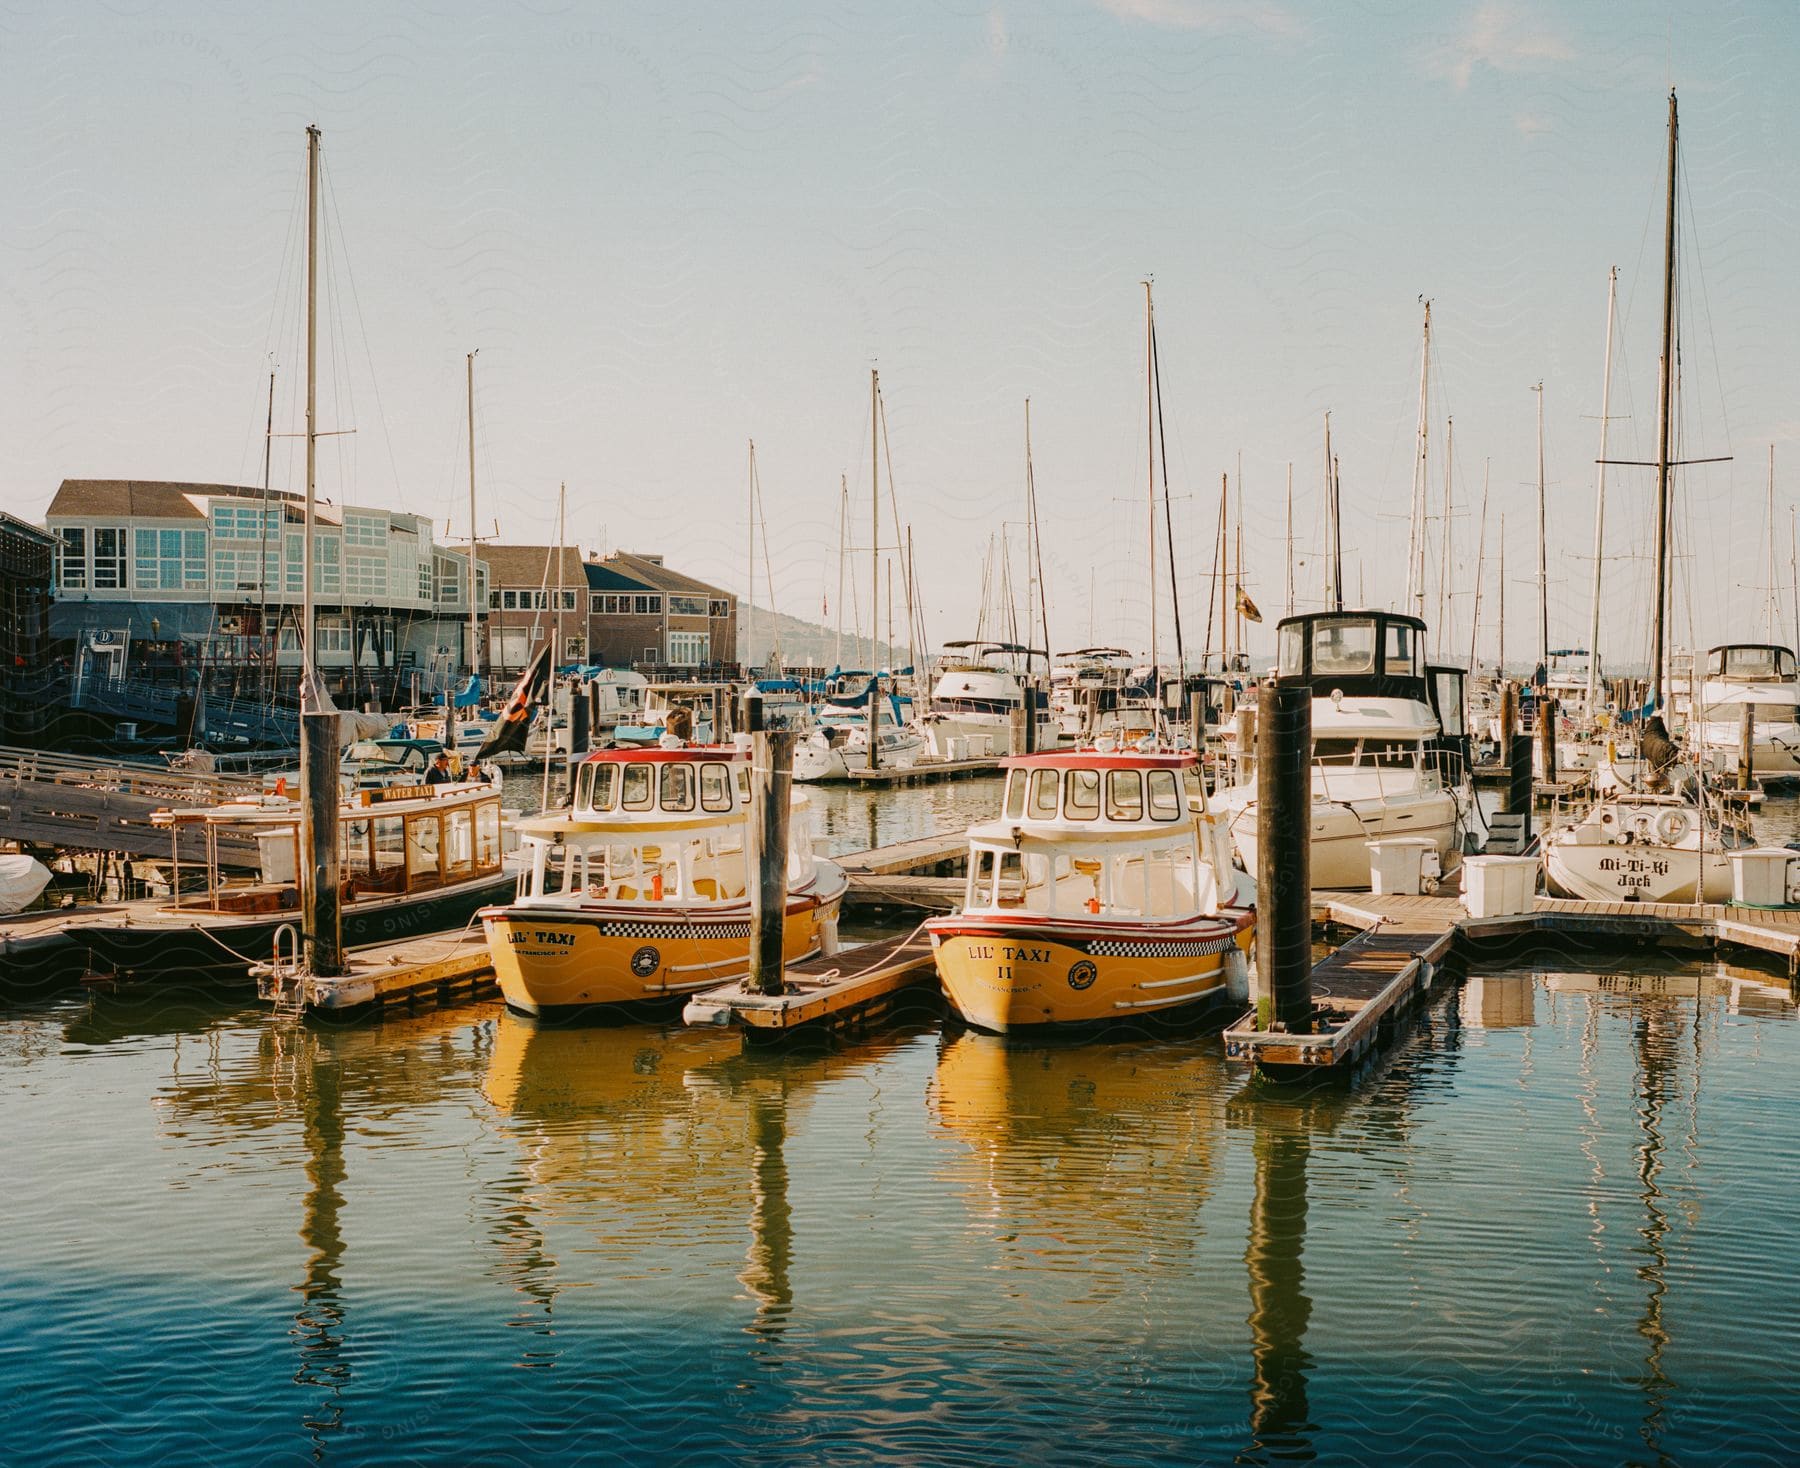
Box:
[482, 543, 588, 589]
[606, 550, 732, 600]
[47, 479, 232, 520]
[584, 558, 652, 593]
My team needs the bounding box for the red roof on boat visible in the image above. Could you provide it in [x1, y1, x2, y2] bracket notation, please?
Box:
[1000, 748, 1197, 771]
[578, 745, 747, 763]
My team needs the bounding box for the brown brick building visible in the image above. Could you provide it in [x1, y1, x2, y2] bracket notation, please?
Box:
[584, 551, 736, 673]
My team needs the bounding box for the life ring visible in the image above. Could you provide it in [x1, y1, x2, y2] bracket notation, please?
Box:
[1655, 808, 1692, 845]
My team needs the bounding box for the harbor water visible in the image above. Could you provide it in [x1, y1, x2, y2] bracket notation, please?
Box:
[4, 777, 1799, 1463]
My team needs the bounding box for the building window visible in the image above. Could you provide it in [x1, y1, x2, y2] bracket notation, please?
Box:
[346, 555, 387, 597]
[489, 590, 501, 609]
[633, 594, 662, 615]
[590, 593, 604, 614]
[644, 645, 659, 662]
[710, 599, 729, 618]
[344, 513, 385, 548]
[530, 625, 542, 642]
[90, 527, 127, 589]
[316, 614, 352, 654]
[669, 631, 708, 665]
[418, 560, 433, 600]
[557, 589, 578, 612]
[133, 528, 209, 590]
[670, 594, 707, 616]
[60, 527, 87, 589]
[533, 590, 549, 610]
[564, 635, 585, 660]
[211, 505, 283, 540]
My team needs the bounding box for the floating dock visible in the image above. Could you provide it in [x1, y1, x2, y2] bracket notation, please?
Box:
[682, 927, 937, 1035]
[255, 932, 494, 1014]
[838, 756, 1001, 786]
[1225, 889, 1800, 1074]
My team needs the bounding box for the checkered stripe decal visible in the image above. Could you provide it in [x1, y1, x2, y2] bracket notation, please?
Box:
[602, 921, 752, 940]
[1085, 937, 1236, 958]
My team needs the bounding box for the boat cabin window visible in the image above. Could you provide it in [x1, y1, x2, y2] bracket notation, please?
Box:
[1710, 647, 1795, 680]
[1311, 618, 1376, 675]
[1384, 622, 1421, 677]
[1029, 768, 1059, 819]
[373, 815, 405, 884]
[660, 762, 695, 812]
[1278, 623, 1306, 679]
[1065, 768, 1100, 820]
[1433, 671, 1467, 737]
[1314, 738, 1359, 763]
[341, 817, 370, 875]
[476, 802, 501, 867]
[1106, 769, 1143, 821]
[1360, 740, 1419, 768]
[1004, 772, 1027, 820]
[700, 762, 733, 812]
[444, 808, 472, 876]
[1147, 768, 1181, 820]
[621, 763, 654, 810]
[406, 813, 440, 882]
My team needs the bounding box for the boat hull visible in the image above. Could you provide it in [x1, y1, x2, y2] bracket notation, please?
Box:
[926, 914, 1252, 1032]
[1229, 795, 1461, 891]
[483, 880, 845, 1015]
[79, 871, 517, 980]
[1543, 836, 1736, 904]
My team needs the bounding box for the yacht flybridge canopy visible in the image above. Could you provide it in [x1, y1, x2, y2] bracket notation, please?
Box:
[1704, 644, 1797, 682]
[1276, 610, 1430, 696]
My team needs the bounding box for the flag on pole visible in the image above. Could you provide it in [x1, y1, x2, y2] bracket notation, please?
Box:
[474, 645, 551, 761]
[1236, 586, 1263, 623]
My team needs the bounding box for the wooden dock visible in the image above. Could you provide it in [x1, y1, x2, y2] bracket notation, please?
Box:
[682, 927, 937, 1035]
[255, 932, 494, 1014]
[1226, 888, 1800, 1075]
[839, 756, 1001, 786]
[836, 833, 969, 876]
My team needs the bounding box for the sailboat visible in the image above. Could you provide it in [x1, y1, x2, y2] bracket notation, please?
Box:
[1543, 92, 1753, 903]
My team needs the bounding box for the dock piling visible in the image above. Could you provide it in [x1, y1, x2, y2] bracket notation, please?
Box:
[1739, 704, 1756, 791]
[1537, 696, 1558, 784]
[299, 705, 343, 977]
[745, 694, 795, 997]
[1255, 679, 1312, 1032]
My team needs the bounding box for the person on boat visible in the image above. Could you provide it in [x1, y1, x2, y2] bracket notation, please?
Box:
[660, 706, 694, 747]
[1641, 715, 1678, 791]
[426, 751, 454, 785]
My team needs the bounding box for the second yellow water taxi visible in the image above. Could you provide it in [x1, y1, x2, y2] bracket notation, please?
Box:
[926, 746, 1254, 1032]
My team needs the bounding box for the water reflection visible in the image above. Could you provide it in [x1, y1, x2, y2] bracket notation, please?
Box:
[292, 1032, 348, 1447]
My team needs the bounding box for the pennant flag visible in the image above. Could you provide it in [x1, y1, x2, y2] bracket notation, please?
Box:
[474, 646, 552, 762]
[1235, 586, 1263, 623]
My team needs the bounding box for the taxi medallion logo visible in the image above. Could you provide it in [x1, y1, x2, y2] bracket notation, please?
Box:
[1067, 960, 1098, 991]
[630, 945, 661, 978]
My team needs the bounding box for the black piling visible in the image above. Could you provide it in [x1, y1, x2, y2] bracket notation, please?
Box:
[1537, 695, 1558, 784]
[1255, 678, 1312, 1033]
[744, 693, 795, 997]
[299, 704, 343, 977]
[1739, 703, 1756, 790]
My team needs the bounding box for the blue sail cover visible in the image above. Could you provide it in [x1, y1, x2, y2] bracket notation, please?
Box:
[452, 675, 483, 707]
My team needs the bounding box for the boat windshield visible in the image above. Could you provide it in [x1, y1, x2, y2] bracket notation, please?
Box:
[1311, 618, 1377, 675]
[1708, 647, 1796, 681]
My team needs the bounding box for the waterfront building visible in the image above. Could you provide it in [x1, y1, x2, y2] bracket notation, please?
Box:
[0, 510, 57, 741]
[43, 479, 486, 703]
[583, 550, 737, 674]
[480, 544, 588, 677]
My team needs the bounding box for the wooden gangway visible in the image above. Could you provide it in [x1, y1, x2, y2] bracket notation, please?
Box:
[255, 931, 494, 1014]
[0, 744, 265, 862]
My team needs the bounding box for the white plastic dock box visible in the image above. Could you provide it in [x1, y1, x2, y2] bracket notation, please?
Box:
[1367, 837, 1438, 896]
[1728, 848, 1799, 908]
[1460, 854, 1539, 918]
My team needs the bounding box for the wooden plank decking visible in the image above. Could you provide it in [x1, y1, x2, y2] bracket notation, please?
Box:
[254, 932, 495, 1013]
[835, 834, 969, 876]
[839, 756, 1002, 786]
[683, 927, 937, 1034]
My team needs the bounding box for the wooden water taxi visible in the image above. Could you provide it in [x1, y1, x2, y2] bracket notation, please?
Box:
[925, 746, 1253, 1032]
[479, 745, 847, 1015]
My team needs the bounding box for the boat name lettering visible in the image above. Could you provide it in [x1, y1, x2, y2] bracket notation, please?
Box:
[532, 930, 575, 947]
[360, 785, 434, 805]
[967, 943, 1051, 964]
[1597, 856, 1670, 878]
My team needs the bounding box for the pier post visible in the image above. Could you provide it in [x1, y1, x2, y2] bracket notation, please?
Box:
[866, 676, 881, 771]
[745, 694, 796, 996]
[1009, 704, 1027, 757]
[1235, 701, 1258, 783]
[1498, 679, 1517, 762]
[299, 706, 343, 977]
[1255, 679, 1311, 1033]
[1739, 703, 1756, 790]
[570, 681, 590, 756]
[1537, 695, 1558, 784]
[1189, 690, 1206, 751]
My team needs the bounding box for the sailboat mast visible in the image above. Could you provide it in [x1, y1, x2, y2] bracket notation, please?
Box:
[1586, 267, 1617, 712]
[1767, 446, 1779, 639]
[1143, 283, 1159, 675]
[464, 349, 480, 732]
[1284, 462, 1294, 619]
[835, 476, 846, 670]
[259, 369, 275, 702]
[1438, 417, 1454, 650]
[1408, 300, 1431, 616]
[870, 370, 880, 670]
[1652, 89, 1678, 711]
[1499, 512, 1507, 674]
[746, 440, 756, 675]
[1025, 400, 1051, 665]
[1534, 382, 1548, 673]
[1331, 452, 1344, 613]
[1321, 413, 1335, 609]
[1469, 464, 1490, 673]
[302, 125, 319, 675]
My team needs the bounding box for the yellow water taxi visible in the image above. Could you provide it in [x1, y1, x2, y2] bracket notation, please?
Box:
[480, 745, 847, 1014]
[926, 746, 1254, 1032]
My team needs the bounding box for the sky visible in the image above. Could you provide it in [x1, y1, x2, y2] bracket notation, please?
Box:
[4, 0, 1799, 672]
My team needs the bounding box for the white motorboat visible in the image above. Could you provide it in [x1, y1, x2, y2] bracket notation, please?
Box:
[1219, 610, 1477, 891]
[916, 640, 1061, 758]
[1688, 644, 1800, 785]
